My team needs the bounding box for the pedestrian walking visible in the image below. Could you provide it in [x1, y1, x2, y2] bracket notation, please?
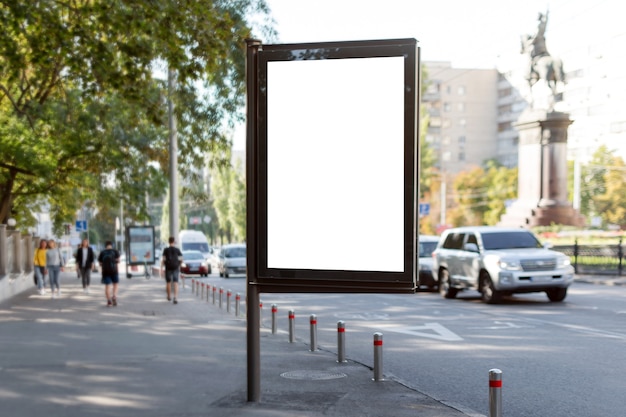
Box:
[74, 244, 81, 279]
[46, 240, 65, 299]
[98, 241, 120, 307]
[76, 239, 95, 294]
[33, 239, 48, 295]
[160, 237, 183, 304]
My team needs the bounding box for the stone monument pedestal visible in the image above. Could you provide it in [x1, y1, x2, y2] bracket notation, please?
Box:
[499, 109, 585, 228]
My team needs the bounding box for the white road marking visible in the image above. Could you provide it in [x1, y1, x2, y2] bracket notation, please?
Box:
[373, 322, 463, 341]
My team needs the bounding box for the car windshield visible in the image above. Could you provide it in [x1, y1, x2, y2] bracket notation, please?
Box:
[224, 247, 246, 258]
[419, 241, 438, 257]
[183, 251, 204, 260]
[481, 232, 542, 250]
[182, 242, 209, 252]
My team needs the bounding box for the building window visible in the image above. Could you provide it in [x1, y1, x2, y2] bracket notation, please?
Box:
[457, 85, 466, 95]
[458, 151, 465, 161]
[458, 102, 465, 112]
[443, 102, 451, 112]
[458, 136, 466, 145]
[498, 121, 512, 132]
[459, 119, 466, 127]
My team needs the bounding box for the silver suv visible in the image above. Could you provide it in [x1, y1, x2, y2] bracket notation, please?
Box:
[432, 226, 574, 303]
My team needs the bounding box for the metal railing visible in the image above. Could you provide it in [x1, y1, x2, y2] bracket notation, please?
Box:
[553, 239, 625, 276]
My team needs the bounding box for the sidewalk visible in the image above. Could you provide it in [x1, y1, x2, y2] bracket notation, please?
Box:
[0, 271, 474, 417]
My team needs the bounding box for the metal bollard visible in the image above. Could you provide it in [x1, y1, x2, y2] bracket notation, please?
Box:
[489, 369, 502, 417]
[201, 283, 205, 299]
[271, 304, 278, 334]
[219, 287, 224, 308]
[235, 293, 241, 317]
[191, 279, 195, 294]
[226, 290, 232, 312]
[337, 321, 347, 363]
[259, 301, 263, 328]
[309, 314, 318, 351]
[373, 333, 384, 381]
[212, 286, 216, 304]
[206, 284, 210, 302]
[288, 310, 295, 343]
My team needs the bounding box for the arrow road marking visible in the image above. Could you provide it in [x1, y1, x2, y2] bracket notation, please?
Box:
[373, 322, 463, 341]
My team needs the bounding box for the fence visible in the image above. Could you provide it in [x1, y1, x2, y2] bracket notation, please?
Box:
[553, 239, 625, 276]
[0, 224, 37, 301]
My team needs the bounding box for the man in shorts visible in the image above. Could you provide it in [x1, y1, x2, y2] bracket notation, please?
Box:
[161, 236, 183, 304]
[98, 241, 120, 307]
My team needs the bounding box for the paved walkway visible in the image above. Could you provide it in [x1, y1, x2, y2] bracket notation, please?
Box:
[0, 271, 475, 417]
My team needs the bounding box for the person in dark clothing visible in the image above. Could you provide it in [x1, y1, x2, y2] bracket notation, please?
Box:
[76, 239, 95, 294]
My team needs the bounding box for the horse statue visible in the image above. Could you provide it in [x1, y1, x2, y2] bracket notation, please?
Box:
[521, 34, 566, 98]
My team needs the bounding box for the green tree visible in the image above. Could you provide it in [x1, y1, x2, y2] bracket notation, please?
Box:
[228, 159, 246, 242]
[0, 0, 273, 231]
[593, 155, 626, 227]
[579, 145, 616, 219]
[447, 160, 517, 226]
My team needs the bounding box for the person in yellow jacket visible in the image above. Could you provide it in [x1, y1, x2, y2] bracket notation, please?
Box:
[33, 239, 48, 295]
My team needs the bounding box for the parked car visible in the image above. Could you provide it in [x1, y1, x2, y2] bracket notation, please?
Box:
[218, 244, 246, 278]
[432, 226, 574, 303]
[417, 235, 439, 290]
[181, 250, 210, 276]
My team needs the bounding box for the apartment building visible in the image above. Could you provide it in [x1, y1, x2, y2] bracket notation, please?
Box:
[422, 62, 500, 176]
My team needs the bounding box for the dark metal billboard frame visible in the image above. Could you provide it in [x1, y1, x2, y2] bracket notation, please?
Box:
[245, 38, 420, 402]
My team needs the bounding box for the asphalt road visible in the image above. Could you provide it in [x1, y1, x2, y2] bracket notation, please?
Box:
[193, 274, 626, 417]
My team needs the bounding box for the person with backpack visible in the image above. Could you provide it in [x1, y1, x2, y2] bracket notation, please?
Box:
[160, 236, 183, 304]
[98, 241, 120, 307]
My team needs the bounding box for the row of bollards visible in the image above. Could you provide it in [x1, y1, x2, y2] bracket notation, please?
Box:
[189, 279, 243, 317]
[269, 304, 504, 417]
[187, 283, 504, 417]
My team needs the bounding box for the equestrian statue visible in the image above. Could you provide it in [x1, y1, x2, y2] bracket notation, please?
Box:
[521, 11, 566, 105]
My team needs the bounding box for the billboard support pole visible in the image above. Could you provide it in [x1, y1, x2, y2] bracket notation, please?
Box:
[246, 38, 262, 403]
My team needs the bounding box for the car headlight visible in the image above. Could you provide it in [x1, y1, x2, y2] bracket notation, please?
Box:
[498, 259, 522, 271]
[181, 262, 187, 268]
[201, 261, 207, 267]
[557, 256, 571, 268]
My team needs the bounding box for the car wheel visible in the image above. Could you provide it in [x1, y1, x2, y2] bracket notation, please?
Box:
[225, 272, 229, 278]
[480, 273, 502, 304]
[546, 287, 567, 302]
[219, 271, 223, 277]
[438, 269, 457, 299]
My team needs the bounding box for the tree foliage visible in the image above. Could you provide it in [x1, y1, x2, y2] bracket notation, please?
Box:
[446, 160, 517, 227]
[0, 0, 273, 233]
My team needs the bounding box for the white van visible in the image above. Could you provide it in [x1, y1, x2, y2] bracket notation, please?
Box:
[178, 230, 212, 261]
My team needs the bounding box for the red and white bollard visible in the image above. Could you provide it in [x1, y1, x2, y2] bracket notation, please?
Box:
[337, 321, 347, 363]
[489, 368, 502, 417]
[201, 283, 205, 299]
[235, 293, 241, 316]
[288, 310, 295, 343]
[271, 304, 278, 334]
[259, 301, 263, 328]
[373, 333, 384, 381]
[226, 289, 232, 313]
[309, 314, 318, 351]
[212, 286, 216, 304]
[219, 287, 224, 308]
[206, 284, 210, 302]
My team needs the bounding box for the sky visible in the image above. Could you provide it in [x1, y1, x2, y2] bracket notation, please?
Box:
[233, 0, 620, 149]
